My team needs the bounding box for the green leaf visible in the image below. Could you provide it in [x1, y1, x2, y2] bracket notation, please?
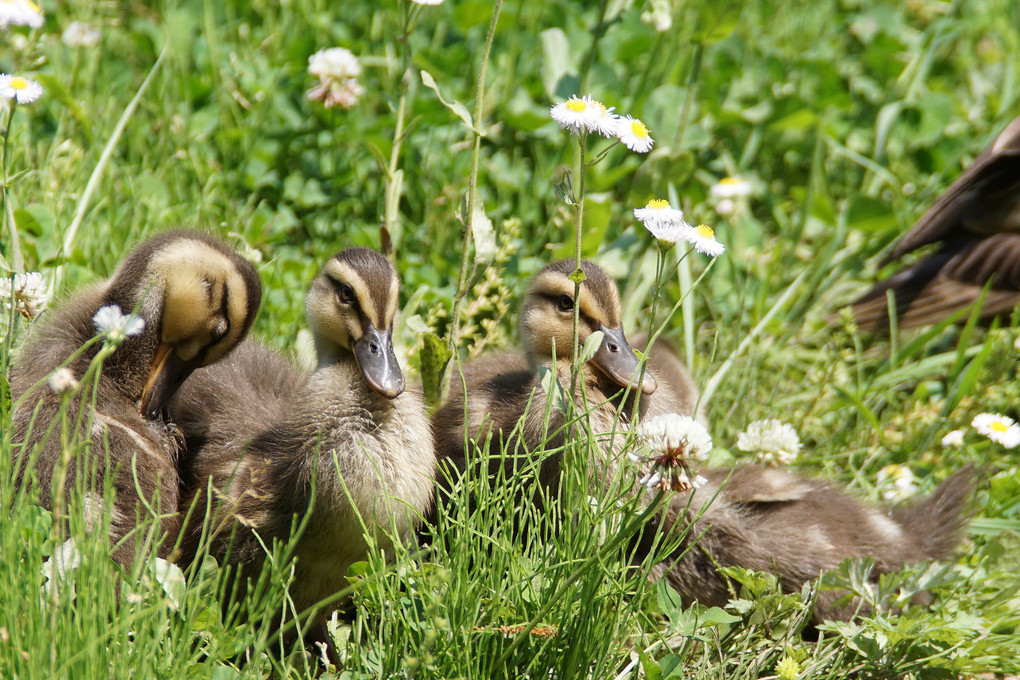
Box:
[420, 70, 478, 133]
[540, 28, 572, 99]
[33, 74, 95, 145]
[579, 331, 604, 364]
[420, 332, 452, 409]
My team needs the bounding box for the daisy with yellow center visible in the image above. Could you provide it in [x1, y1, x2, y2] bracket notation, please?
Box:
[710, 176, 752, 198]
[682, 224, 725, 257]
[590, 101, 620, 139]
[550, 94, 601, 136]
[972, 413, 1020, 448]
[0, 0, 44, 29]
[633, 198, 689, 238]
[616, 115, 654, 153]
[877, 464, 917, 502]
[0, 74, 44, 104]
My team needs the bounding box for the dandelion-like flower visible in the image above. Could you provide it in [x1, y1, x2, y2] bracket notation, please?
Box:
[61, 21, 101, 48]
[631, 413, 711, 492]
[93, 305, 145, 347]
[615, 115, 654, 153]
[682, 224, 726, 257]
[710, 176, 752, 198]
[48, 367, 79, 395]
[550, 94, 600, 136]
[0, 0, 44, 29]
[0, 74, 43, 104]
[940, 429, 965, 448]
[633, 198, 692, 242]
[736, 419, 801, 466]
[0, 271, 49, 319]
[972, 412, 1020, 448]
[306, 47, 364, 110]
[877, 464, 917, 503]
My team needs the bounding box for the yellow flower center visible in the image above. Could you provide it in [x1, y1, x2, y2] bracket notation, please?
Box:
[991, 421, 1008, 433]
[720, 177, 743, 185]
[10, 77, 28, 90]
[647, 199, 669, 209]
[630, 119, 649, 138]
[566, 98, 587, 113]
[696, 225, 715, 239]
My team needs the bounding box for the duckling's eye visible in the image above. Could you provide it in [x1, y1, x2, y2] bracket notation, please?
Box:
[337, 283, 356, 305]
[557, 294, 574, 312]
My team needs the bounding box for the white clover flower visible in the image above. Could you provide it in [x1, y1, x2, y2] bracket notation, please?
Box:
[681, 224, 726, 257]
[0, 74, 43, 104]
[550, 94, 601, 136]
[972, 413, 1020, 448]
[61, 21, 101, 48]
[631, 413, 712, 492]
[93, 305, 145, 346]
[48, 367, 79, 395]
[306, 47, 364, 109]
[710, 176, 752, 198]
[641, 0, 672, 32]
[0, 0, 44, 29]
[0, 271, 49, 319]
[877, 464, 917, 503]
[590, 100, 620, 139]
[940, 429, 965, 448]
[736, 419, 801, 466]
[616, 115, 654, 153]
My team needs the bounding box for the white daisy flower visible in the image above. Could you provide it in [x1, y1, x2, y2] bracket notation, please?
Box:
[877, 464, 917, 503]
[61, 21, 101, 48]
[0, 74, 43, 105]
[306, 47, 364, 109]
[0, 0, 44, 29]
[940, 429, 965, 448]
[710, 176, 752, 198]
[972, 413, 1020, 449]
[631, 413, 712, 492]
[736, 419, 801, 466]
[550, 94, 600, 136]
[0, 271, 49, 319]
[93, 305, 145, 346]
[634, 199, 692, 242]
[590, 100, 620, 139]
[615, 115, 654, 153]
[48, 367, 79, 395]
[681, 224, 726, 257]
[715, 198, 736, 216]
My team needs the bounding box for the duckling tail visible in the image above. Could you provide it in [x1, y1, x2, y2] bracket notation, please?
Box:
[892, 466, 977, 559]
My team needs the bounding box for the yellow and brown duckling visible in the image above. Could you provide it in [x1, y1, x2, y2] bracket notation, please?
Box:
[851, 114, 1020, 330]
[434, 258, 701, 490]
[170, 247, 434, 630]
[9, 231, 262, 564]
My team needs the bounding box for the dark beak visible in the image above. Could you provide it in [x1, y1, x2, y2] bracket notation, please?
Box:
[140, 341, 200, 419]
[354, 324, 405, 398]
[591, 324, 657, 395]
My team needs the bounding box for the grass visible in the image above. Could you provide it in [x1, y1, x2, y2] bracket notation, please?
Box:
[2, 0, 1020, 677]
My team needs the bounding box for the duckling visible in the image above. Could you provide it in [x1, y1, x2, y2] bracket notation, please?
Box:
[851, 114, 1020, 330]
[434, 259, 700, 491]
[170, 247, 434, 631]
[652, 464, 975, 624]
[8, 231, 262, 564]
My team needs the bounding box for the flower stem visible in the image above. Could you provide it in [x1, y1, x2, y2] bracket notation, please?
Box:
[447, 0, 503, 357]
[1, 102, 24, 274]
[569, 135, 587, 395]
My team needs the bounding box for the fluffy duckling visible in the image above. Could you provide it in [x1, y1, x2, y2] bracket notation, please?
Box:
[652, 464, 975, 624]
[9, 231, 262, 563]
[434, 259, 700, 488]
[851, 114, 1020, 330]
[170, 247, 434, 629]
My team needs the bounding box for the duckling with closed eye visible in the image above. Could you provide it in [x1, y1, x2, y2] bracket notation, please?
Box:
[434, 258, 700, 491]
[9, 231, 262, 564]
[170, 247, 434, 631]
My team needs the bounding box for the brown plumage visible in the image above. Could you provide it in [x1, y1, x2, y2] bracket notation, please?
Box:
[8, 231, 262, 564]
[170, 248, 434, 631]
[654, 464, 975, 624]
[852, 114, 1020, 330]
[433, 259, 702, 491]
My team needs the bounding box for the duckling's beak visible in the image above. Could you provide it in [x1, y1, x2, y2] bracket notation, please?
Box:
[140, 341, 200, 419]
[591, 324, 657, 395]
[354, 324, 405, 398]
